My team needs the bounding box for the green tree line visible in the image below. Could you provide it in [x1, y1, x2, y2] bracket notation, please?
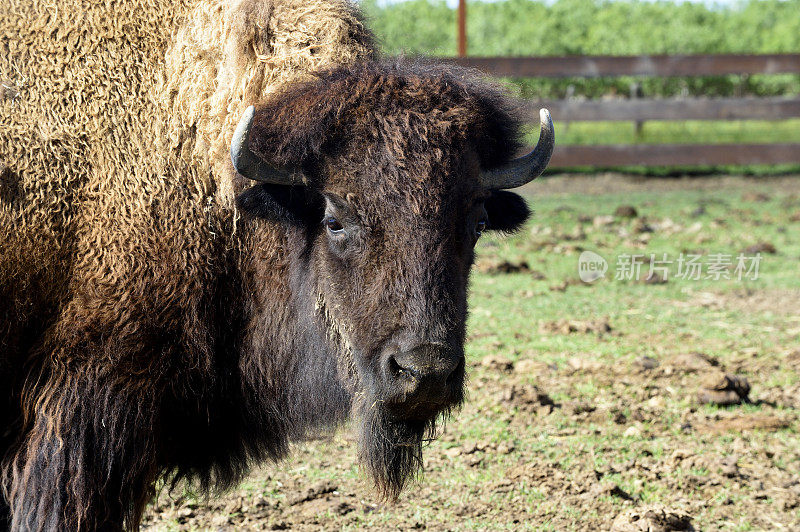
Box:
[361, 0, 800, 98]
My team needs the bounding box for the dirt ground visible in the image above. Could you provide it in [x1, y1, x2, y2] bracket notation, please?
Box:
[143, 174, 800, 531]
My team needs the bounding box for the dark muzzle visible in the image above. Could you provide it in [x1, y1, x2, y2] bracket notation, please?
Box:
[381, 340, 463, 420]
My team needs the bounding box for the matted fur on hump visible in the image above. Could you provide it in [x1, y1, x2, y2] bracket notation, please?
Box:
[162, 0, 375, 205]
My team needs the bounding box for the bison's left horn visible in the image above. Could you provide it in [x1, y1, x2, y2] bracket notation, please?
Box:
[479, 108, 554, 190]
[231, 105, 305, 185]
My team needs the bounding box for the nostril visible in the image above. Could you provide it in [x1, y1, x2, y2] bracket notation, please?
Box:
[387, 354, 417, 381]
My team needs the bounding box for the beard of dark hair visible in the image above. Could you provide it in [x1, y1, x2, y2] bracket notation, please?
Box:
[354, 392, 453, 501]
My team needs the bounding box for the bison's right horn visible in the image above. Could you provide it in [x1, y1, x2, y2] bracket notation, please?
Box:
[231, 105, 305, 185]
[479, 108, 554, 190]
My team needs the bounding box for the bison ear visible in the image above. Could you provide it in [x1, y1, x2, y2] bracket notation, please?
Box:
[236, 183, 323, 227]
[485, 190, 531, 233]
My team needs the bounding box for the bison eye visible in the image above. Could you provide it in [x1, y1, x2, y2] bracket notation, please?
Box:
[475, 220, 487, 238]
[325, 216, 344, 234]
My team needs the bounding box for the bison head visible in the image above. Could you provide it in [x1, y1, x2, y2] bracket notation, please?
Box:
[232, 62, 553, 498]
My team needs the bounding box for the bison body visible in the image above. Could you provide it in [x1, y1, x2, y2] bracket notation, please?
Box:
[0, 0, 550, 529]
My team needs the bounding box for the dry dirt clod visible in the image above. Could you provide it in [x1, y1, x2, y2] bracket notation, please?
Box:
[333, 501, 355, 516]
[668, 352, 720, 372]
[223, 498, 243, 515]
[478, 260, 530, 274]
[481, 355, 514, 372]
[646, 395, 666, 410]
[498, 383, 556, 413]
[465, 454, 483, 467]
[496, 441, 515, 454]
[742, 241, 777, 254]
[466, 442, 486, 454]
[444, 446, 462, 458]
[286, 480, 337, 506]
[701, 372, 750, 394]
[697, 389, 742, 406]
[541, 319, 612, 335]
[611, 505, 695, 532]
[632, 219, 654, 233]
[615, 205, 639, 218]
[566, 356, 604, 373]
[594, 214, 615, 227]
[635, 356, 659, 371]
[514, 358, 550, 375]
[496, 260, 530, 273]
[704, 414, 792, 433]
[567, 401, 597, 415]
[624, 425, 643, 438]
[697, 372, 751, 406]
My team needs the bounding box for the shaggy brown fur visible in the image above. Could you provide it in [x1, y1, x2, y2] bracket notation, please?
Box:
[0, 0, 531, 530]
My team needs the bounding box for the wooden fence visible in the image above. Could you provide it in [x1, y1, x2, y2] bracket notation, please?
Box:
[429, 54, 800, 167]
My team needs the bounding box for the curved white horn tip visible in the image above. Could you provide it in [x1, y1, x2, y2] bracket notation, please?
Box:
[539, 108, 552, 127]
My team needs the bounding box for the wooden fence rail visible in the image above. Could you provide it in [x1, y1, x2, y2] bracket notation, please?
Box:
[427, 54, 800, 167]
[526, 97, 800, 122]
[549, 144, 800, 167]
[431, 54, 800, 79]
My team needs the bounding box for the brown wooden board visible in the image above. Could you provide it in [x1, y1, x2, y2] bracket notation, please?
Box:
[547, 143, 800, 167]
[525, 97, 800, 122]
[426, 54, 800, 78]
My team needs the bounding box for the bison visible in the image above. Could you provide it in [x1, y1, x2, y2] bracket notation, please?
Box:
[0, 0, 554, 529]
